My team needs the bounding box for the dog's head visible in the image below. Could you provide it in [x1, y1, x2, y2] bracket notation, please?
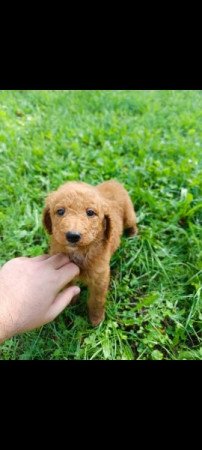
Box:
[43, 182, 111, 248]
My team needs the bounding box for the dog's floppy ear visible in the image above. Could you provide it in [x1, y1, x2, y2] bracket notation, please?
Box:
[43, 205, 52, 234]
[103, 214, 111, 240]
[102, 201, 112, 241]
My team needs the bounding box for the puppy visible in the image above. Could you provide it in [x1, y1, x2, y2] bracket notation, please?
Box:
[43, 180, 137, 326]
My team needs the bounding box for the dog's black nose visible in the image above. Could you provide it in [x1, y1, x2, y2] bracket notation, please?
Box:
[66, 232, 81, 243]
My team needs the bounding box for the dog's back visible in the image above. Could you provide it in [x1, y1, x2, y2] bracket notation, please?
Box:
[96, 180, 126, 202]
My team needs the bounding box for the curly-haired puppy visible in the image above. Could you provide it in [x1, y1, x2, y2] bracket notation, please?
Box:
[43, 180, 137, 326]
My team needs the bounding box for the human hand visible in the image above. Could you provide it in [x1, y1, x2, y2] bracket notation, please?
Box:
[0, 254, 80, 343]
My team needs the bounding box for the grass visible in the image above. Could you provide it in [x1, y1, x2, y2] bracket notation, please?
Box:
[0, 89, 202, 360]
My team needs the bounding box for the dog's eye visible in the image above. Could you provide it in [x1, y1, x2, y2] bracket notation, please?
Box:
[86, 209, 96, 217]
[57, 208, 65, 216]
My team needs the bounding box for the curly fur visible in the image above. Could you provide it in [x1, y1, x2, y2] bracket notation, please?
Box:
[43, 180, 138, 326]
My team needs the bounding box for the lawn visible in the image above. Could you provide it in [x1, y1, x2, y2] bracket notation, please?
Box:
[0, 89, 202, 360]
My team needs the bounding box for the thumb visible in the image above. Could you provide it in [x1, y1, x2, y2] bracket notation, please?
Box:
[46, 286, 80, 322]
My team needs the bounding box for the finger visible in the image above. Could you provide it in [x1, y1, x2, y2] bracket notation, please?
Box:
[46, 286, 81, 322]
[54, 262, 80, 290]
[32, 254, 50, 261]
[15, 256, 29, 261]
[46, 253, 70, 269]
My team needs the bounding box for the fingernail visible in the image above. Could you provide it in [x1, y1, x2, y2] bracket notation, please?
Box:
[74, 287, 80, 296]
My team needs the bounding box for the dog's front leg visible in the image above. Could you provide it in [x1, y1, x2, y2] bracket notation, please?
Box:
[87, 267, 110, 327]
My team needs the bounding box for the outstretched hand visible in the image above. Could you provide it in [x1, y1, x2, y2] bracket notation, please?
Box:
[0, 254, 80, 343]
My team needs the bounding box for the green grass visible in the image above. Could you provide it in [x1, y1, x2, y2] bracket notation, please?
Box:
[0, 89, 202, 360]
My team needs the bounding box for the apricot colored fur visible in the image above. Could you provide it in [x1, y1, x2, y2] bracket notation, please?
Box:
[43, 180, 138, 326]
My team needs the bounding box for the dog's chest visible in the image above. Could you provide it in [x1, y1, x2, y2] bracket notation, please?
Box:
[68, 250, 87, 272]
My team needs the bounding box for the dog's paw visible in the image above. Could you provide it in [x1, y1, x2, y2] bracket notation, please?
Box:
[89, 310, 105, 327]
[124, 226, 138, 237]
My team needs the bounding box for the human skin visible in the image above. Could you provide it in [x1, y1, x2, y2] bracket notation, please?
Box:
[0, 254, 80, 343]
